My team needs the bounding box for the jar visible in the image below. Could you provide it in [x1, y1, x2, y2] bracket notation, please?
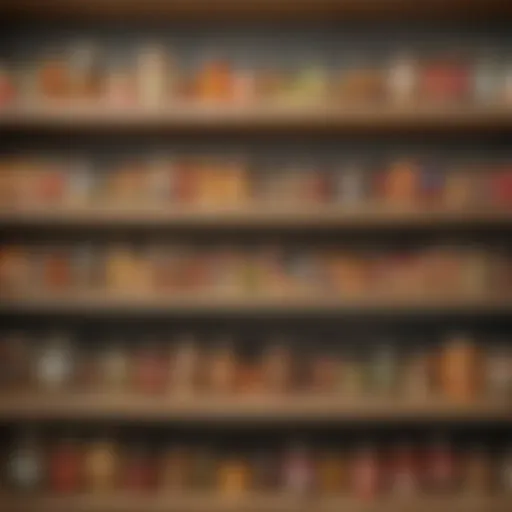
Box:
[38, 53, 69, 100]
[501, 447, 512, 492]
[387, 53, 418, 104]
[218, 456, 250, 497]
[425, 437, 457, 494]
[420, 55, 469, 103]
[122, 444, 155, 492]
[0, 246, 30, 294]
[160, 445, 191, 492]
[106, 244, 135, 292]
[8, 432, 43, 492]
[208, 340, 237, 394]
[169, 336, 201, 395]
[443, 168, 475, 209]
[197, 59, 232, 102]
[367, 342, 398, 396]
[49, 436, 82, 494]
[0, 332, 30, 389]
[35, 333, 74, 391]
[350, 444, 380, 501]
[463, 445, 493, 495]
[282, 442, 313, 495]
[439, 333, 480, 402]
[419, 162, 445, 207]
[67, 161, 93, 206]
[485, 344, 511, 400]
[68, 41, 100, 100]
[317, 450, 345, 495]
[334, 163, 367, 206]
[104, 64, 136, 107]
[146, 156, 173, 203]
[0, 65, 16, 106]
[253, 451, 278, 491]
[402, 347, 432, 400]
[98, 341, 129, 392]
[261, 341, 292, 394]
[388, 442, 419, 497]
[42, 247, 72, 291]
[84, 438, 118, 493]
[339, 350, 364, 398]
[232, 69, 256, 105]
[132, 342, 169, 394]
[472, 52, 500, 104]
[384, 160, 419, 208]
[501, 62, 512, 105]
[136, 44, 168, 107]
[190, 448, 217, 490]
[311, 353, 338, 394]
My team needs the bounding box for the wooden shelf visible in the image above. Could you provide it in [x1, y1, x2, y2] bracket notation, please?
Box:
[0, 394, 508, 423]
[1, 104, 512, 133]
[1, 206, 511, 230]
[1, 0, 511, 22]
[0, 293, 510, 316]
[0, 494, 508, 512]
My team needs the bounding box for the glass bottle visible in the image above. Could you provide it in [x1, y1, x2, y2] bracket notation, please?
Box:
[169, 335, 201, 396]
[84, 436, 118, 493]
[122, 443, 155, 492]
[388, 441, 419, 497]
[98, 340, 129, 393]
[282, 442, 313, 496]
[351, 443, 380, 501]
[160, 445, 191, 492]
[35, 333, 74, 391]
[49, 435, 82, 494]
[208, 339, 237, 395]
[261, 340, 292, 394]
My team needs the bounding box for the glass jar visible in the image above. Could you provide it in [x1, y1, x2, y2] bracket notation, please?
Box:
[98, 341, 129, 393]
[350, 443, 380, 501]
[8, 432, 43, 492]
[387, 53, 418, 104]
[282, 442, 313, 495]
[463, 444, 493, 495]
[317, 450, 345, 495]
[0, 332, 30, 389]
[472, 52, 500, 104]
[190, 448, 217, 491]
[252, 451, 278, 492]
[261, 341, 292, 394]
[169, 336, 201, 395]
[49, 436, 82, 494]
[122, 443, 155, 492]
[0, 65, 16, 106]
[367, 342, 398, 397]
[208, 339, 237, 394]
[311, 353, 338, 394]
[388, 442, 419, 497]
[425, 437, 457, 494]
[485, 344, 511, 400]
[132, 342, 169, 395]
[84, 437, 118, 493]
[402, 346, 432, 400]
[218, 456, 250, 497]
[136, 44, 168, 107]
[68, 41, 100, 101]
[501, 446, 512, 493]
[35, 333, 74, 391]
[160, 445, 191, 492]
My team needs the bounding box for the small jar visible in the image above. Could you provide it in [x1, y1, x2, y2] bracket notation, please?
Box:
[169, 336, 201, 395]
[35, 333, 75, 391]
[132, 342, 169, 395]
[339, 350, 365, 398]
[252, 451, 278, 492]
[42, 246, 73, 291]
[68, 41, 100, 100]
[425, 437, 457, 494]
[333, 163, 367, 206]
[485, 344, 511, 400]
[311, 353, 338, 394]
[160, 445, 191, 492]
[0, 65, 16, 106]
[463, 444, 493, 495]
[350, 443, 380, 501]
[122, 443, 155, 492]
[8, 432, 43, 492]
[190, 448, 217, 491]
[261, 341, 292, 394]
[282, 442, 313, 495]
[388, 442, 419, 497]
[367, 342, 398, 396]
[501, 446, 512, 492]
[84, 437, 118, 493]
[218, 456, 250, 497]
[98, 341, 130, 392]
[136, 44, 168, 107]
[208, 340, 237, 394]
[387, 53, 418, 104]
[49, 436, 83, 494]
[384, 160, 419, 208]
[402, 347, 432, 400]
[317, 450, 345, 495]
[0, 332, 30, 389]
[472, 52, 500, 104]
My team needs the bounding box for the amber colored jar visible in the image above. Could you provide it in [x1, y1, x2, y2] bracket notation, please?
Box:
[261, 342, 292, 394]
[43, 248, 73, 291]
[0, 246, 29, 294]
[350, 444, 380, 501]
[39, 58, 69, 99]
[49, 437, 83, 494]
[425, 437, 458, 494]
[208, 341, 237, 394]
[384, 160, 419, 207]
[197, 59, 232, 102]
[282, 442, 313, 495]
[317, 451, 345, 495]
[463, 445, 493, 495]
[132, 342, 169, 394]
[98, 341, 129, 393]
[160, 445, 191, 492]
[122, 444, 155, 492]
[218, 456, 251, 497]
[439, 334, 481, 402]
[84, 438, 118, 493]
[8, 432, 43, 492]
[388, 442, 419, 497]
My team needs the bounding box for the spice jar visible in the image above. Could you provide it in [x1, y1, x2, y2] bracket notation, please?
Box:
[333, 163, 367, 206]
[218, 455, 250, 497]
[190, 448, 217, 491]
[425, 437, 457, 494]
[42, 246, 73, 291]
[485, 344, 511, 400]
[317, 450, 345, 495]
[38, 52, 69, 100]
[49, 436, 83, 494]
[501, 446, 512, 492]
[282, 442, 313, 495]
[84, 437, 118, 493]
[169, 336, 201, 395]
[104, 60, 136, 107]
[122, 443, 155, 492]
[311, 353, 338, 394]
[35, 333, 74, 391]
[420, 55, 469, 103]
[197, 58, 232, 102]
[253, 451, 278, 491]
[439, 333, 480, 402]
[473, 51, 500, 104]
[136, 44, 168, 107]
[367, 342, 398, 396]
[463, 444, 493, 495]
[387, 53, 418, 104]
[261, 341, 292, 394]
[132, 341, 169, 394]
[339, 349, 364, 398]
[98, 340, 129, 392]
[160, 445, 191, 492]
[0, 65, 16, 106]
[208, 339, 237, 394]
[67, 161, 93, 206]
[402, 346, 432, 400]
[8, 431, 43, 492]
[388, 442, 419, 497]
[68, 41, 100, 100]
[384, 160, 419, 208]
[0, 332, 31, 389]
[0, 246, 30, 294]
[350, 443, 380, 501]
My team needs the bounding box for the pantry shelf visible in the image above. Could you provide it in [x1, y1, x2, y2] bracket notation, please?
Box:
[0, 206, 511, 230]
[1, 0, 511, 21]
[0, 294, 510, 316]
[0, 494, 509, 512]
[0, 394, 508, 423]
[2, 104, 512, 133]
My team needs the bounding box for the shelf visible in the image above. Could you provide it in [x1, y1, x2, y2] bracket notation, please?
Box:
[0, 394, 508, 423]
[1, 104, 512, 133]
[1, 0, 511, 22]
[0, 206, 511, 230]
[0, 293, 510, 316]
[0, 495, 508, 512]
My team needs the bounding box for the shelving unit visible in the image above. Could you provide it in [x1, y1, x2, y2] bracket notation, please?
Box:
[1, 1, 512, 511]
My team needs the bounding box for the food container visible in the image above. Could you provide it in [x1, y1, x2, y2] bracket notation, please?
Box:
[463, 444, 493, 495]
[261, 341, 292, 394]
[0, 65, 16, 105]
[350, 443, 380, 500]
[317, 450, 345, 494]
[282, 442, 313, 495]
[425, 437, 457, 494]
[367, 342, 398, 396]
[35, 333, 75, 391]
[387, 53, 418, 104]
[136, 44, 168, 107]
[190, 448, 217, 490]
[160, 445, 191, 491]
[169, 336, 201, 395]
[122, 443, 155, 492]
[218, 456, 250, 497]
[49, 436, 83, 493]
[132, 341, 169, 394]
[8, 431, 43, 492]
[68, 42, 100, 100]
[388, 442, 419, 497]
[472, 53, 500, 104]
[0, 332, 31, 389]
[485, 344, 511, 399]
[98, 341, 130, 392]
[84, 437, 118, 492]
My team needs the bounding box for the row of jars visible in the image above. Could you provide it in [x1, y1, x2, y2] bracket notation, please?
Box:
[2, 46, 512, 107]
[1, 243, 510, 297]
[0, 157, 511, 209]
[5, 432, 512, 497]
[0, 332, 510, 401]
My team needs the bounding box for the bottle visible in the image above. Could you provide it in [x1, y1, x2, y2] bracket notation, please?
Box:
[98, 340, 129, 393]
[485, 344, 511, 400]
[463, 444, 493, 496]
[351, 443, 380, 501]
[84, 436, 118, 493]
[122, 443, 155, 492]
[49, 435, 83, 494]
[136, 44, 168, 107]
[387, 53, 418, 104]
[8, 431, 43, 492]
[169, 335, 201, 395]
[388, 441, 419, 497]
[282, 442, 313, 495]
[35, 333, 74, 391]
[160, 445, 191, 492]
[261, 340, 292, 394]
